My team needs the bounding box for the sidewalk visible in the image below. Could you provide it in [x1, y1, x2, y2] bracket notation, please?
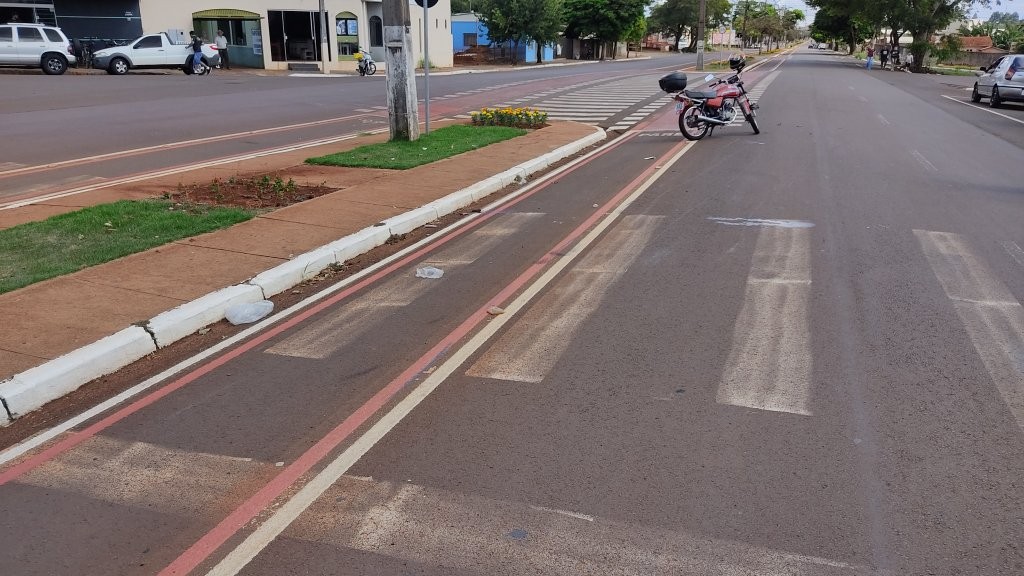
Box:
[0, 121, 605, 424]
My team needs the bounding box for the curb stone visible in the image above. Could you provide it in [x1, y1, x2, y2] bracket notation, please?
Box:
[0, 124, 606, 426]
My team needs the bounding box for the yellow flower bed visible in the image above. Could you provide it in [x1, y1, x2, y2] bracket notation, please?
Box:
[471, 107, 548, 128]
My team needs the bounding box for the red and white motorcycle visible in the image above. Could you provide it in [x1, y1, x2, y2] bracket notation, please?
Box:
[659, 56, 759, 141]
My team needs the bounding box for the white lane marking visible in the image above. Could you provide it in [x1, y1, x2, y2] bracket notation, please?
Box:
[265, 213, 544, 359]
[1002, 241, 1024, 269]
[878, 114, 890, 125]
[708, 217, 814, 228]
[915, 230, 1024, 430]
[0, 162, 26, 171]
[0, 113, 376, 179]
[18, 436, 264, 514]
[466, 215, 661, 383]
[858, 95, 868, 102]
[717, 227, 814, 415]
[0, 130, 387, 210]
[203, 141, 699, 576]
[910, 150, 938, 172]
[941, 94, 1024, 125]
[277, 476, 879, 575]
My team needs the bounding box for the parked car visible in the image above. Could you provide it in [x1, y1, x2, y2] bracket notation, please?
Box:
[92, 32, 219, 75]
[0, 23, 76, 74]
[972, 54, 1024, 107]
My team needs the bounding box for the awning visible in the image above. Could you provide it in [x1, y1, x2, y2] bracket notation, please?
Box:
[192, 9, 260, 19]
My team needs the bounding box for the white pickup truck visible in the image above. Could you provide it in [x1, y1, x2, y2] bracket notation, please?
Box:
[92, 32, 220, 75]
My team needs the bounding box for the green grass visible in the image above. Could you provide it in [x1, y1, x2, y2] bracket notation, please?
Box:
[0, 199, 253, 294]
[305, 124, 527, 170]
[932, 66, 978, 76]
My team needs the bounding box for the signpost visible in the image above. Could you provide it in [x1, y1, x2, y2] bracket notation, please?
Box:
[415, 0, 438, 134]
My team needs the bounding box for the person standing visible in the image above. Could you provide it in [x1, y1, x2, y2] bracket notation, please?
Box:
[880, 46, 889, 70]
[189, 31, 203, 71]
[866, 46, 874, 69]
[214, 29, 229, 69]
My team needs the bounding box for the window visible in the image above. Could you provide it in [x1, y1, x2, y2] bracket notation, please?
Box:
[17, 27, 44, 42]
[369, 16, 383, 47]
[0, 27, 11, 42]
[134, 35, 161, 49]
[43, 29, 63, 42]
[336, 18, 357, 36]
[464, 33, 477, 47]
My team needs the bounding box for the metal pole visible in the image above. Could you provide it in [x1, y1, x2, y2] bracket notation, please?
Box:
[697, 0, 706, 70]
[423, 1, 430, 134]
[319, 0, 330, 74]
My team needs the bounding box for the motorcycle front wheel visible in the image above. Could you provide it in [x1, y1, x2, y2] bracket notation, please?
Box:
[366, 62, 377, 75]
[678, 106, 710, 141]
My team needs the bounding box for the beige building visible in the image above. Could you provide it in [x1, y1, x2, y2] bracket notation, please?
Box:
[139, 0, 453, 71]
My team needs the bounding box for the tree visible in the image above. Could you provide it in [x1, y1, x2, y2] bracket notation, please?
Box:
[623, 15, 648, 57]
[451, 0, 474, 13]
[564, 0, 650, 59]
[477, 0, 565, 65]
[648, 0, 730, 52]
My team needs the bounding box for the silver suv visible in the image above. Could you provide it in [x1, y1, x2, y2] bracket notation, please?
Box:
[972, 54, 1024, 108]
[0, 23, 76, 75]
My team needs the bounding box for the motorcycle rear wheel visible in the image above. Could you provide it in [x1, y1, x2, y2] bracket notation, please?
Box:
[366, 62, 377, 75]
[678, 106, 709, 141]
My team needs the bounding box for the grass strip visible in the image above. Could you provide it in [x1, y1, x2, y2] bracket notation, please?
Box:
[305, 124, 526, 170]
[0, 199, 253, 294]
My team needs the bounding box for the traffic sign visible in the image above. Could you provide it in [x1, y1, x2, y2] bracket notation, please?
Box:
[415, 0, 439, 6]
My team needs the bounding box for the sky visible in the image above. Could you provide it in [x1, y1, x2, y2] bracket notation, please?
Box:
[788, 0, 1022, 26]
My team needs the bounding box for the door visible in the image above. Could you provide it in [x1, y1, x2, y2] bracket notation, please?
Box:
[130, 34, 167, 66]
[15, 26, 46, 65]
[979, 57, 1004, 91]
[0, 26, 16, 64]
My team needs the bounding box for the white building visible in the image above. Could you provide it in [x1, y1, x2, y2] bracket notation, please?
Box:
[15, 0, 453, 72]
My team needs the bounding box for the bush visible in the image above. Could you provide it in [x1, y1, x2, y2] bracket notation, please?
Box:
[471, 107, 548, 128]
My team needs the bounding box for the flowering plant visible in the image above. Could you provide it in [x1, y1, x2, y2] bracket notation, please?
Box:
[471, 107, 548, 128]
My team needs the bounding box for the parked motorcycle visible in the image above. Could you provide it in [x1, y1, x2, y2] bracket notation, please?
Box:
[659, 55, 759, 141]
[355, 48, 377, 76]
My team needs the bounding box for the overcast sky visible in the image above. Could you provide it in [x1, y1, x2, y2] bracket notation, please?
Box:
[789, 0, 1022, 26]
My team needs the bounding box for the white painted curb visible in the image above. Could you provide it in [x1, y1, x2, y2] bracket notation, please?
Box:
[0, 327, 156, 424]
[147, 284, 264, 348]
[0, 125, 607, 424]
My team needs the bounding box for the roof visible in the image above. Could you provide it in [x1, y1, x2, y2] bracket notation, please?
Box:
[960, 36, 994, 50]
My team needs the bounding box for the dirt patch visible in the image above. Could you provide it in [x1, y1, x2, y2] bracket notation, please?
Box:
[166, 172, 336, 211]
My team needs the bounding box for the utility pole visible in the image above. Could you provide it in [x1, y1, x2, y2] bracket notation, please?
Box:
[697, 0, 706, 70]
[383, 0, 419, 141]
[319, 0, 330, 75]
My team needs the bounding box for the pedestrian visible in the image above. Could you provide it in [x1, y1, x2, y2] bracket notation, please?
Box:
[214, 29, 229, 69]
[879, 46, 889, 70]
[891, 45, 900, 69]
[189, 31, 203, 72]
[866, 46, 874, 69]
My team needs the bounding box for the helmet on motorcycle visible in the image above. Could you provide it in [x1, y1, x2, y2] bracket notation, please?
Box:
[728, 55, 746, 71]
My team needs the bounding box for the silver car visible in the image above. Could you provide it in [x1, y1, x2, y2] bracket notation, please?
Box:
[972, 54, 1024, 107]
[0, 23, 76, 74]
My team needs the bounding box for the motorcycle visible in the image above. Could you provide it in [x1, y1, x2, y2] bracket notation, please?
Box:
[659, 55, 759, 141]
[354, 48, 377, 76]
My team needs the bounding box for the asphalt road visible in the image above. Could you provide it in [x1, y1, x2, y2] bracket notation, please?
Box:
[1, 48, 1023, 574]
[0, 54, 695, 205]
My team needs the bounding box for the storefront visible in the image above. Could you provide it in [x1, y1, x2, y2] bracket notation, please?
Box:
[191, 8, 262, 68]
[53, 0, 141, 42]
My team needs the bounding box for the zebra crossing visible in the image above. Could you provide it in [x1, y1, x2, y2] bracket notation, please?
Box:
[454, 74, 669, 131]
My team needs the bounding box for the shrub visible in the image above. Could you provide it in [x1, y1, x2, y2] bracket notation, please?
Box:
[471, 107, 548, 129]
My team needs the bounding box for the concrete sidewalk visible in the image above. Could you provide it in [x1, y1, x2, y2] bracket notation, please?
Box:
[0, 121, 605, 425]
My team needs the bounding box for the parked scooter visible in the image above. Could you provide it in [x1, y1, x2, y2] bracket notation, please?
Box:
[659, 55, 759, 141]
[355, 48, 376, 76]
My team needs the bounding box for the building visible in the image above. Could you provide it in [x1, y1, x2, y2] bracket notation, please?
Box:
[451, 12, 554, 63]
[2, 0, 454, 71]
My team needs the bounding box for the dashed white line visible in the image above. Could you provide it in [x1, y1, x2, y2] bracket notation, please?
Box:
[910, 150, 938, 172]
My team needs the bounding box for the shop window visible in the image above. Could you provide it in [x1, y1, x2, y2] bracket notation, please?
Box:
[336, 12, 357, 56]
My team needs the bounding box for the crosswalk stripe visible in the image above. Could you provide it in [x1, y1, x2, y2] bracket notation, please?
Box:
[265, 213, 544, 360]
[716, 224, 814, 415]
[466, 215, 662, 383]
[915, 230, 1024, 431]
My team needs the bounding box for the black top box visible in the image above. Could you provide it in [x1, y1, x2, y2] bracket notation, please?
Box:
[659, 71, 688, 92]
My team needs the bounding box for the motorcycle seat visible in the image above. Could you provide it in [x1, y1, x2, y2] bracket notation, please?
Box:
[685, 90, 718, 99]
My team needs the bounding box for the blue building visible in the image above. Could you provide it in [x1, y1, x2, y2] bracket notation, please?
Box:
[452, 12, 554, 63]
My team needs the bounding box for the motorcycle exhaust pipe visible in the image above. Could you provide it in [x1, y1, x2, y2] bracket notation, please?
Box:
[696, 115, 730, 125]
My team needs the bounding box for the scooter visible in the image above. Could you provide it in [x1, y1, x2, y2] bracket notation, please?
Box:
[659, 55, 759, 141]
[355, 48, 376, 76]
